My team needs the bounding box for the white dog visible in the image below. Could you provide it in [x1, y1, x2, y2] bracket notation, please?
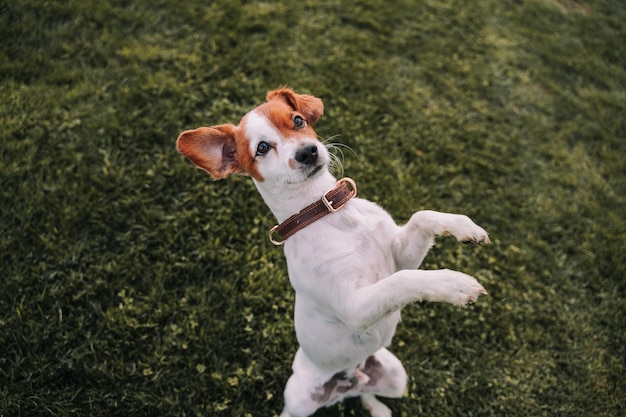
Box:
[176, 88, 489, 417]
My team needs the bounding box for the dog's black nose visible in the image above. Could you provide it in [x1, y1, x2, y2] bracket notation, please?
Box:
[295, 145, 318, 165]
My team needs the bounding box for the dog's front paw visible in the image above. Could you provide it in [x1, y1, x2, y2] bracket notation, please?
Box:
[450, 215, 491, 245]
[445, 271, 488, 306]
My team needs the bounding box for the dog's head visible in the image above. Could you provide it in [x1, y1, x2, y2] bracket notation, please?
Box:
[176, 88, 327, 185]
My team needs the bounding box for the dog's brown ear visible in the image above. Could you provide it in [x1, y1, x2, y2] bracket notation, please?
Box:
[176, 125, 241, 179]
[267, 88, 324, 124]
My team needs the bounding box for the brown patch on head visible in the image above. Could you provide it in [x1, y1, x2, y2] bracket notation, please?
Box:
[266, 88, 324, 123]
[254, 100, 319, 142]
[256, 87, 324, 141]
[232, 128, 263, 180]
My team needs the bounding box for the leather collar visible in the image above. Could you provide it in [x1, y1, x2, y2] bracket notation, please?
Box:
[269, 178, 357, 245]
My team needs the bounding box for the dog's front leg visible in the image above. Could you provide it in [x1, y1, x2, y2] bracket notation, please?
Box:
[340, 269, 486, 332]
[392, 210, 490, 270]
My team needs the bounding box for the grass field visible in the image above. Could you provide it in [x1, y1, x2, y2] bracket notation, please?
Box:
[1, 0, 625, 416]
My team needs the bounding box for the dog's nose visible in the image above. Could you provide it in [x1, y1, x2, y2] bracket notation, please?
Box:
[295, 145, 318, 165]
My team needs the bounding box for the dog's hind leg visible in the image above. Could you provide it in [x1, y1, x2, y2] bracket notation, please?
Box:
[280, 371, 321, 417]
[361, 394, 392, 417]
[281, 348, 350, 417]
[281, 348, 408, 417]
[280, 358, 322, 417]
[362, 348, 407, 397]
[281, 365, 359, 417]
[359, 348, 407, 417]
[392, 210, 490, 269]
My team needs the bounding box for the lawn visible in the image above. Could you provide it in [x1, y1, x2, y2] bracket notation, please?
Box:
[1, 0, 625, 416]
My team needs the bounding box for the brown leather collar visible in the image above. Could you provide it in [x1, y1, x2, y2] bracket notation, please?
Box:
[269, 178, 357, 245]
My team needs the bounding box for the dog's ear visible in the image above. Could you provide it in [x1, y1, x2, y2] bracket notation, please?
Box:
[176, 125, 241, 179]
[267, 88, 324, 124]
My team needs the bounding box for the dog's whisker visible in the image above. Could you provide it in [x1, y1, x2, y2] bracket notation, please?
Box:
[321, 134, 343, 144]
[329, 153, 344, 177]
[323, 137, 359, 178]
[326, 142, 359, 159]
[326, 145, 345, 177]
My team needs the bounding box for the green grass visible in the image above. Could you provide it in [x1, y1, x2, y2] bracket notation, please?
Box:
[1, 0, 625, 416]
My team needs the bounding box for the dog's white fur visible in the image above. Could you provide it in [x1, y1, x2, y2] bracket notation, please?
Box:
[176, 88, 489, 417]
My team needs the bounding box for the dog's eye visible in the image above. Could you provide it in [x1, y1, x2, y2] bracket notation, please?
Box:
[256, 141, 271, 156]
[293, 115, 306, 130]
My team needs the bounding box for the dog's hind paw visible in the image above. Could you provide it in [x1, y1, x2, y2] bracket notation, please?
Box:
[361, 394, 392, 417]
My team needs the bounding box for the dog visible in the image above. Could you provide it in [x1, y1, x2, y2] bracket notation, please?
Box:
[176, 88, 490, 417]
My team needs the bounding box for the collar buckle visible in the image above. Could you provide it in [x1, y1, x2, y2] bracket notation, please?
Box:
[322, 178, 357, 213]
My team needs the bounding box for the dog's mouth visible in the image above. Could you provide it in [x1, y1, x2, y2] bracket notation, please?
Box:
[285, 165, 324, 185]
[305, 164, 323, 179]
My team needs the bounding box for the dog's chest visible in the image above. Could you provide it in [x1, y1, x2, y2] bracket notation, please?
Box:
[283, 199, 398, 290]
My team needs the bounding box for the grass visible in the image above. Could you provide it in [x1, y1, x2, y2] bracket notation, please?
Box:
[1, 0, 625, 416]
